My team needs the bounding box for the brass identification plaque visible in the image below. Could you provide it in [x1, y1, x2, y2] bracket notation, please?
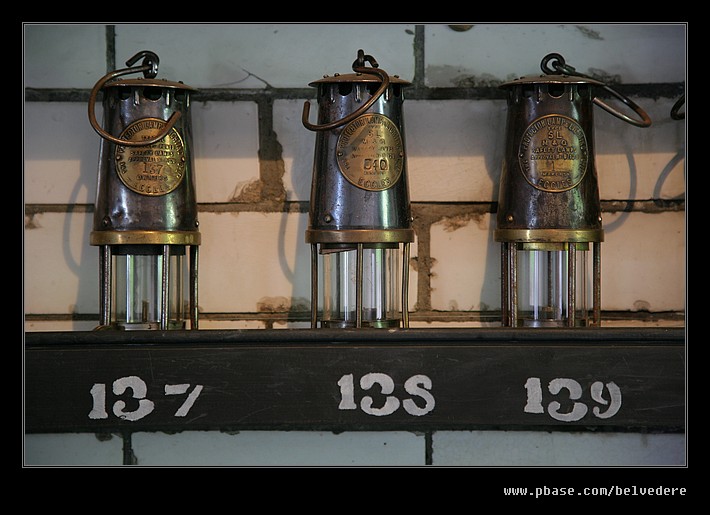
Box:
[519, 114, 588, 192]
[115, 118, 186, 196]
[336, 114, 404, 191]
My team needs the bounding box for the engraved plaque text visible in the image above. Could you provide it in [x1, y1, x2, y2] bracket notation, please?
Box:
[336, 114, 404, 192]
[115, 118, 186, 196]
[519, 115, 588, 192]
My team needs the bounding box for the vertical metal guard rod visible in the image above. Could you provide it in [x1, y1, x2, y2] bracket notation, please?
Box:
[568, 243, 576, 327]
[501, 244, 509, 326]
[190, 245, 199, 330]
[100, 245, 112, 327]
[160, 244, 170, 330]
[311, 244, 318, 328]
[593, 242, 602, 326]
[356, 243, 363, 328]
[402, 242, 410, 328]
[510, 244, 518, 327]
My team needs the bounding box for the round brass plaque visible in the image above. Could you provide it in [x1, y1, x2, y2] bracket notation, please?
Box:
[518, 114, 588, 192]
[336, 113, 404, 192]
[115, 118, 186, 196]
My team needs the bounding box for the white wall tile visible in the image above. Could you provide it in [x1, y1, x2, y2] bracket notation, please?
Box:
[274, 99, 317, 202]
[132, 430, 425, 466]
[25, 24, 686, 91]
[602, 211, 686, 311]
[407, 100, 504, 202]
[24, 211, 98, 315]
[432, 430, 685, 466]
[24, 24, 106, 89]
[24, 433, 124, 466]
[192, 101, 260, 203]
[430, 213, 500, 312]
[198, 319, 267, 330]
[425, 24, 686, 87]
[24, 320, 98, 332]
[114, 24, 417, 89]
[24, 102, 101, 205]
[273, 321, 312, 329]
[409, 320, 497, 328]
[595, 97, 686, 200]
[198, 211, 311, 313]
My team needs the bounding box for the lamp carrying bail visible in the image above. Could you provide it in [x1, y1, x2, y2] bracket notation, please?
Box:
[88, 50, 192, 147]
[671, 94, 685, 120]
[302, 49, 392, 132]
[540, 52, 652, 128]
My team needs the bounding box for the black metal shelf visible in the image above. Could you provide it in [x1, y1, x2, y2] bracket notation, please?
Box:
[24, 327, 685, 434]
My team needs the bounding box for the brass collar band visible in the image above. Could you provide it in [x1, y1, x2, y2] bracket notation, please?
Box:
[104, 77, 197, 91]
[90, 230, 201, 246]
[517, 242, 590, 251]
[306, 228, 414, 244]
[494, 228, 603, 243]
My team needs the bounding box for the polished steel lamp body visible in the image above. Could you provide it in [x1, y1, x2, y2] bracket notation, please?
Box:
[307, 76, 413, 241]
[92, 78, 199, 238]
[497, 75, 604, 240]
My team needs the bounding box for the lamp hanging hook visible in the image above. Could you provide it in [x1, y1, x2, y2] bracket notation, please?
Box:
[125, 50, 160, 78]
[540, 52, 577, 76]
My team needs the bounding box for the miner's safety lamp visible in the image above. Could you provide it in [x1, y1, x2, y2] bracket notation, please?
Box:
[496, 53, 651, 327]
[303, 49, 414, 329]
[88, 50, 200, 330]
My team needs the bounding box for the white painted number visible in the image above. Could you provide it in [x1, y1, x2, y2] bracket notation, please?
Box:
[112, 375, 155, 421]
[590, 381, 622, 419]
[88, 376, 203, 421]
[524, 377, 622, 421]
[403, 375, 436, 416]
[360, 372, 400, 416]
[165, 383, 204, 417]
[547, 378, 588, 422]
[337, 373, 435, 416]
[88, 383, 108, 420]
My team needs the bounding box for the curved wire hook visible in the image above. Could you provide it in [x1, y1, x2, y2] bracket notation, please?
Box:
[88, 50, 182, 146]
[671, 94, 685, 120]
[302, 50, 391, 132]
[541, 53, 652, 128]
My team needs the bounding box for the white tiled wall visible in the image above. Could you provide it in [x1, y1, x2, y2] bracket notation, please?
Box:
[24, 430, 686, 467]
[431, 431, 686, 467]
[23, 23, 686, 467]
[424, 24, 686, 85]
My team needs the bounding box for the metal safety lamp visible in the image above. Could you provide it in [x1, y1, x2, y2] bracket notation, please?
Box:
[495, 53, 651, 327]
[302, 50, 414, 329]
[88, 51, 200, 330]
